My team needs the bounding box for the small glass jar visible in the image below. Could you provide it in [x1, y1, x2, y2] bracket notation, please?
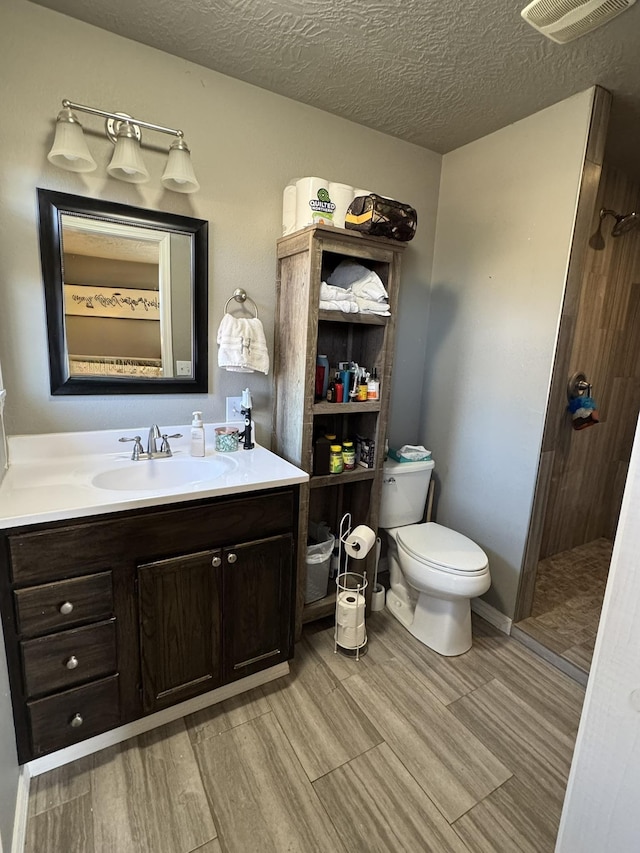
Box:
[215, 427, 239, 452]
[342, 440, 355, 470]
[329, 444, 344, 474]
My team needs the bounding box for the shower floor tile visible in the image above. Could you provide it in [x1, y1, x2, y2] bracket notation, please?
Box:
[516, 538, 612, 675]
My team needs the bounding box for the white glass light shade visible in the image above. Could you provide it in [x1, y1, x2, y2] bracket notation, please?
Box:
[107, 127, 150, 184]
[47, 110, 97, 173]
[161, 140, 200, 193]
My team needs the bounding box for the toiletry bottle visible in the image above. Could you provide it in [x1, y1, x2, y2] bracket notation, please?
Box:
[190, 411, 205, 457]
[329, 444, 344, 474]
[316, 354, 330, 399]
[367, 368, 380, 401]
[357, 372, 368, 401]
[334, 372, 344, 403]
[313, 433, 336, 475]
[326, 376, 335, 402]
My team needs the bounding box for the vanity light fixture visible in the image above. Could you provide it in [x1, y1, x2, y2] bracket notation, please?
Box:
[47, 99, 200, 193]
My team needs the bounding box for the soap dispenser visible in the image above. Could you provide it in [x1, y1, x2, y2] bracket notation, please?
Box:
[190, 411, 205, 457]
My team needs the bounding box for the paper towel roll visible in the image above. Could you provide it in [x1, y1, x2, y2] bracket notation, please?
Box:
[329, 181, 354, 229]
[295, 176, 334, 230]
[282, 183, 297, 235]
[336, 621, 366, 649]
[344, 525, 376, 560]
[337, 590, 366, 627]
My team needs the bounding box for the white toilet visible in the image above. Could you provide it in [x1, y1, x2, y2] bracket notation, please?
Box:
[380, 458, 490, 656]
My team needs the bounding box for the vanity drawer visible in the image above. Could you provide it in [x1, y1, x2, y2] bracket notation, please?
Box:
[21, 619, 117, 699]
[14, 572, 113, 637]
[28, 674, 120, 757]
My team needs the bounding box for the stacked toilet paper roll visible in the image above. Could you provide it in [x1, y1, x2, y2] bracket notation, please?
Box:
[329, 181, 354, 229]
[295, 177, 335, 230]
[335, 590, 366, 649]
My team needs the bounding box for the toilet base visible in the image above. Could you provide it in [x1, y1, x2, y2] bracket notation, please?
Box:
[386, 588, 473, 657]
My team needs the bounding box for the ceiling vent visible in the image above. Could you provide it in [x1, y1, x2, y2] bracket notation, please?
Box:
[521, 0, 636, 43]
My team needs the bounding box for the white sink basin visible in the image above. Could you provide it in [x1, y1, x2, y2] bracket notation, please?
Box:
[92, 456, 238, 491]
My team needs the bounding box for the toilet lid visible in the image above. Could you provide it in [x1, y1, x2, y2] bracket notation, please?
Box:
[396, 522, 488, 573]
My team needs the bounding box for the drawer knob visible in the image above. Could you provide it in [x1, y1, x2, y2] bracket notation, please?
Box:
[227, 553, 237, 564]
[69, 713, 83, 728]
[59, 601, 74, 615]
[65, 655, 79, 670]
[211, 556, 221, 567]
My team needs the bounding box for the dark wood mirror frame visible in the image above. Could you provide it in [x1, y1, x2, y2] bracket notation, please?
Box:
[37, 188, 209, 395]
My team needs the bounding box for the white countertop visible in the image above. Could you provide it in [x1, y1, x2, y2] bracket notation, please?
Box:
[0, 423, 308, 529]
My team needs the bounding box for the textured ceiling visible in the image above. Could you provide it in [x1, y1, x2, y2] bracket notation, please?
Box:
[31, 0, 640, 182]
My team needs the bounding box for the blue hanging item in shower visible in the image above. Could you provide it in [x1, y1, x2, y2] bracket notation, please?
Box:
[568, 394, 599, 430]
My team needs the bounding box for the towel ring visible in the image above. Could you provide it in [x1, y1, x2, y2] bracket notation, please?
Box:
[224, 288, 258, 318]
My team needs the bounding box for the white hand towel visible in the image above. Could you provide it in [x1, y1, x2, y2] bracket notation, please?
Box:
[354, 296, 390, 314]
[217, 313, 270, 374]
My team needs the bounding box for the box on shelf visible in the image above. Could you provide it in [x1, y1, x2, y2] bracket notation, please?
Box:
[356, 435, 375, 469]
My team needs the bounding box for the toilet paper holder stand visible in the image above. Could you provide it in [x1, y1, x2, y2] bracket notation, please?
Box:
[334, 512, 371, 660]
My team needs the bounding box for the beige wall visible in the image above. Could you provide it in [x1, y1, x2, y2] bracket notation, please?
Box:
[425, 89, 595, 618]
[0, 0, 440, 445]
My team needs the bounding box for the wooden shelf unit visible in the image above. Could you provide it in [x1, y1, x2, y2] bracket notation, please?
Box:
[273, 225, 405, 636]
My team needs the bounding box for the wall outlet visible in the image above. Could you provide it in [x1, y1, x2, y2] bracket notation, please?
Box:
[226, 396, 243, 422]
[176, 360, 192, 376]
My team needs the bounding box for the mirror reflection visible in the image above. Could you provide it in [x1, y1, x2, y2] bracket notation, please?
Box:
[37, 190, 208, 394]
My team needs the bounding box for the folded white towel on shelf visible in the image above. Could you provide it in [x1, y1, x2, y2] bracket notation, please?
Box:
[320, 282, 354, 301]
[327, 260, 389, 301]
[354, 296, 390, 314]
[217, 313, 270, 374]
[319, 299, 359, 313]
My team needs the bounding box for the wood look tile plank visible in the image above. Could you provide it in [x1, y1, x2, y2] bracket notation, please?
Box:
[262, 663, 383, 781]
[342, 662, 511, 822]
[25, 793, 94, 853]
[471, 631, 585, 735]
[368, 610, 495, 704]
[91, 718, 216, 853]
[314, 742, 468, 852]
[185, 686, 270, 743]
[449, 678, 576, 805]
[28, 754, 93, 817]
[193, 713, 345, 853]
[453, 774, 562, 853]
[188, 841, 222, 853]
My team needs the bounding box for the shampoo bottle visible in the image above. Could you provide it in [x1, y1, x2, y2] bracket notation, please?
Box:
[190, 411, 205, 457]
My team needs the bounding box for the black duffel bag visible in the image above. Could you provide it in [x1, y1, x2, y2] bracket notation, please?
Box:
[345, 194, 417, 242]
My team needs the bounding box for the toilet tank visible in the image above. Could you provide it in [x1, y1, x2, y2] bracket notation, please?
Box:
[379, 459, 435, 528]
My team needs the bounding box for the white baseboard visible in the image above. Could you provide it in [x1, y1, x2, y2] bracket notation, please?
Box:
[11, 765, 30, 853]
[27, 661, 289, 777]
[471, 597, 512, 635]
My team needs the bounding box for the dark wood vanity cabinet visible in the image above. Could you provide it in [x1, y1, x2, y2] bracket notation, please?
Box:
[0, 486, 298, 763]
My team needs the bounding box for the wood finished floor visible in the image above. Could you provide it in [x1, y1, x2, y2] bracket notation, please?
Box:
[25, 612, 585, 853]
[515, 537, 612, 674]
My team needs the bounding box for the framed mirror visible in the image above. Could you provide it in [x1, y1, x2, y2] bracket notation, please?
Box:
[37, 189, 208, 394]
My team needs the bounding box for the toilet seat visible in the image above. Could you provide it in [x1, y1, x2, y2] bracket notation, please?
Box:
[396, 522, 488, 575]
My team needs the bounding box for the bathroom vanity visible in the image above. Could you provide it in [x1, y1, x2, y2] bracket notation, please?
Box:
[0, 425, 306, 763]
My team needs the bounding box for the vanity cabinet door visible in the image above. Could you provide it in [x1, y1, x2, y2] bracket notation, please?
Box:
[222, 534, 294, 681]
[138, 549, 222, 713]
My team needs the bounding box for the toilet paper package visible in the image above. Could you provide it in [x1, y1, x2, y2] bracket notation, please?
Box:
[295, 177, 336, 229]
[282, 183, 297, 235]
[329, 182, 354, 229]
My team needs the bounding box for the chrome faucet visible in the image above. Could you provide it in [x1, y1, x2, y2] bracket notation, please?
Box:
[147, 424, 162, 456]
[119, 425, 182, 460]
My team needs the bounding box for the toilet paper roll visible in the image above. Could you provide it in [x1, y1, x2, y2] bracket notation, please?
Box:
[295, 177, 334, 230]
[336, 621, 366, 649]
[329, 181, 354, 229]
[344, 525, 376, 560]
[337, 590, 366, 628]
